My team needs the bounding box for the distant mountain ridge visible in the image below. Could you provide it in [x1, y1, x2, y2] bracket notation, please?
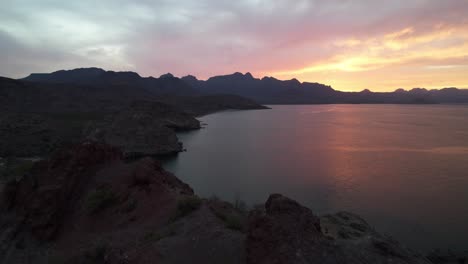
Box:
[181, 72, 468, 104]
[20, 67, 468, 104]
[182, 72, 335, 104]
[23, 67, 198, 97]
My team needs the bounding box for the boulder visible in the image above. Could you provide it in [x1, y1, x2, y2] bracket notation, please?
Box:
[246, 194, 339, 264]
[246, 194, 431, 264]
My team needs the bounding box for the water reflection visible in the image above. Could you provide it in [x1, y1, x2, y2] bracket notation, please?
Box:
[163, 104, 468, 251]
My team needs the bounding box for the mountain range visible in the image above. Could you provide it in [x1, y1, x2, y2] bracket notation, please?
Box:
[20, 67, 468, 104]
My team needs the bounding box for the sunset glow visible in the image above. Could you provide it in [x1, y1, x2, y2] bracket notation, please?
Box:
[1, 0, 468, 91]
[272, 23, 468, 91]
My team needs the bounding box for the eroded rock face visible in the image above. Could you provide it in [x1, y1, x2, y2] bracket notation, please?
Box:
[87, 101, 200, 157]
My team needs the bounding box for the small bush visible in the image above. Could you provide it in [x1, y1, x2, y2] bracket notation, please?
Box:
[209, 198, 246, 232]
[0, 158, 35, 181]
[171, 196, 201, 221]
[12, 161, 34, 177]
[86, 187, 117, 214]
[143, 231, 162, 242]
[225, 214, 243, 231]
[143, 224, 177, 243]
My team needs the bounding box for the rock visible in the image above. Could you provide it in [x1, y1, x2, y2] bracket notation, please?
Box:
[320, 211, 431, 263]
[246, 194, 431, 264]
[246, 194, 337, 264]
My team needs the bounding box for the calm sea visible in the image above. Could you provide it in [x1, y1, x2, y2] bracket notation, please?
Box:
[163, 105, 468, 251]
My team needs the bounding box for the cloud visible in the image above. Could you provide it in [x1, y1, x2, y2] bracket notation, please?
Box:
[275, 23, 468, 74]
[0, 0, 467, 90]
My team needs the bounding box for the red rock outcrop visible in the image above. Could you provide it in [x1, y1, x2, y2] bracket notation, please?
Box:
[2, 141, 193, 243]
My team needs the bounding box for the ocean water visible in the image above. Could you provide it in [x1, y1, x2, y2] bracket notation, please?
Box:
[163, 104, 468, 251]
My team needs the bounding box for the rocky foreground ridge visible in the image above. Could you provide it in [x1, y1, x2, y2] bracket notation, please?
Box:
[0, 142, 447, 264]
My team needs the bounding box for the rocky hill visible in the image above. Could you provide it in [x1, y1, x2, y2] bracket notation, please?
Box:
[0, 76, 267, 157]
[0, 142, 437, 264]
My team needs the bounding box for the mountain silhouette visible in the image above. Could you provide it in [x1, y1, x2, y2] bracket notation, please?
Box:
[20, 68, 468, 104]
[182, 72, 468, 104]
[181, 73, 335, 104]
[23, 68, 197, 97]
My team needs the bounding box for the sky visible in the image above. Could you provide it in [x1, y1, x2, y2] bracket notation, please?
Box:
[1, 0, 468, 91]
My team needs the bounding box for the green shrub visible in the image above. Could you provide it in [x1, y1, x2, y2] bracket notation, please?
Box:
[171, 196, 201, 221]
[209, 198, 245, 232]
[85, 187, 117, 214]
[0, 158, 35, 181]
[225, 214, 243, 231]
[143, 224, 177, 243]
[143, 231, 162, 242]
[12, 161, 34, 177]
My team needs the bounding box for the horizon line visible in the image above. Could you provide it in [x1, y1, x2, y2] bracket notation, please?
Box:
[6, 67, 467, 93]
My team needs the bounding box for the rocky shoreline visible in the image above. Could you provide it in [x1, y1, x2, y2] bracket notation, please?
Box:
[1, 141, 460, 264]
[0, 75, 268, 158]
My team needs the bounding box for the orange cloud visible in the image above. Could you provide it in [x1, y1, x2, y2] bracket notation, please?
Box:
[269, 24, 468, 91]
